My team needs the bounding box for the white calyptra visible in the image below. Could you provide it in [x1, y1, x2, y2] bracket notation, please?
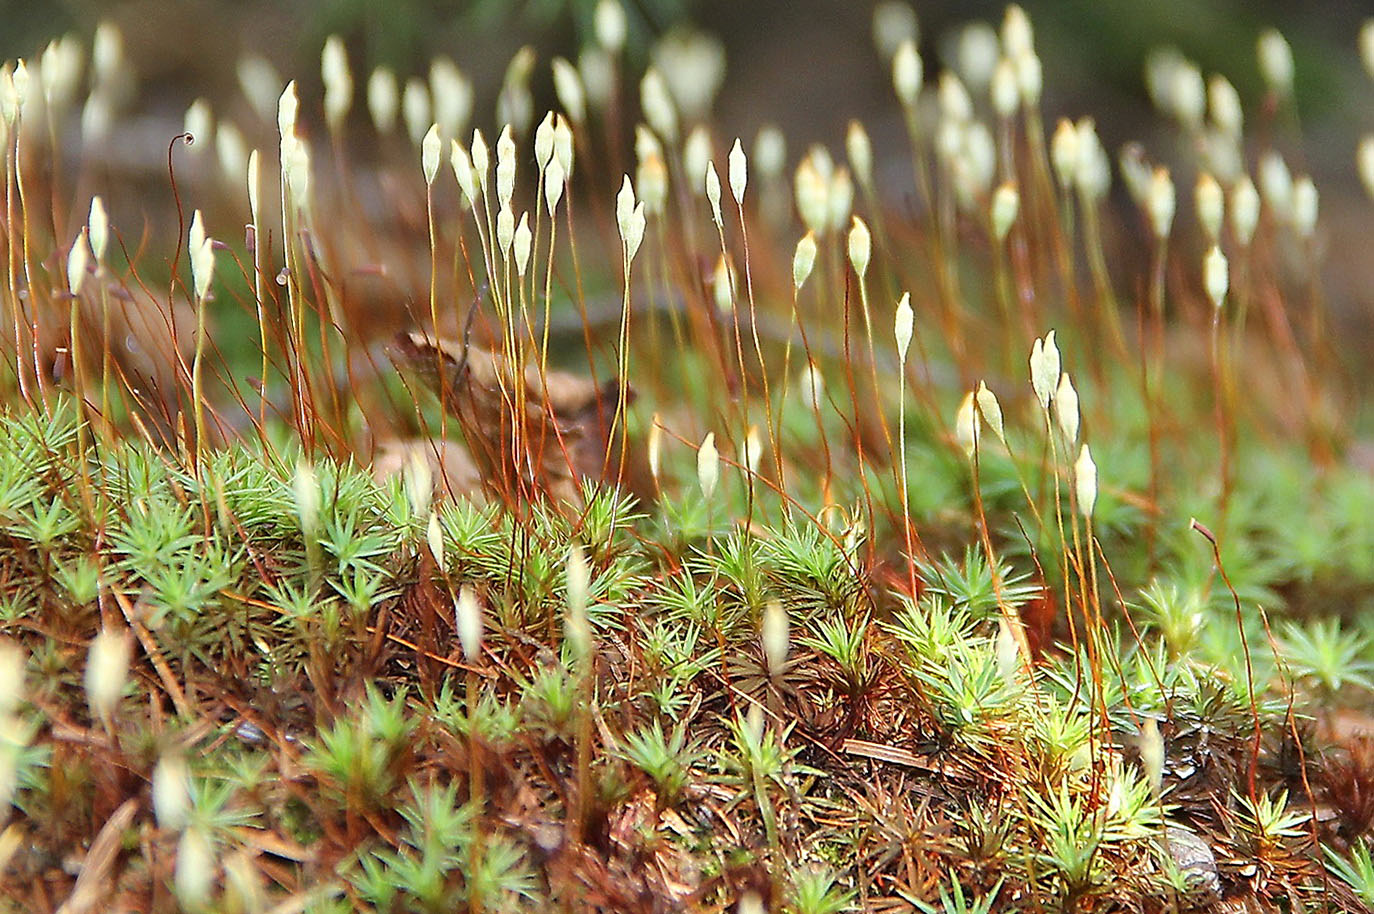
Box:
[40, 37, 81, 115]
[496, 48, 535, 134]
[293, 458, 319, 536]
[892, 40, 922, 109]
[216, 123, 248, 190]
[595, 0, 627, 53]
[740, 425, 763, 475]
[1257, 29, 1294, 97]
[939, 72, 973, 123]
[85, 626, 131, 722]
[184, 99, 212, 153]
[1208, 75, 1242, 136]
[402, 79, 430, 147]
[534, 111, 555, 171]
[544, 156, 566, 216]
[1230, 175, 1260, 246]
[872, 1, 918, 61]
[794, 158, 829, 236]
[495, 125, 516, 208]
[283, 137, 312, 212]
[237, 55, 278, 124]
[431, 57, 473, 140]
[1030, 338, 1048, 406]
[554, 115, 574, 177]
[1055, 373, 1079, 445]
[1139, 717, 1165, 798]
[1003, 5, 1034, 58]
[192, 238, 215, 302]
[10, 61, 28, 118]
[632, 122, 660, 162]
[936, 119, 964, 172]
[1118, 143, 1152, 206]
[93, 23, 127, 93]
[728, 138, 747, 206]
[1170, 61, 1205, 129]
[513, 212, 532, 277]
[647, 415, 663, 485]
[152, 753, 191, 830]
[1292, 176, 1318, 239]
[1029, 331, 1060, 410]
[616, 175, 636, 241]
[637, 153, 667, 215]
[976, 382, 1005, 442]
[641, 68, 678, 142]
[1258, 151, 1293, 224]
[1360, 137, 1374, 202]
[1075, 445, 1098, 517]
[712, 256, 733, 313]
[450, 141, 476, 206]
[421, 124, 440, 186]
[894, 292, 914, 363]
[455, 587, 483, 663]
[471, 129, 490, 192]
[761, 601, 789, 676]
[955, 391, 980, 457]
[551, 58, 585, 125]
[991, 182, 1019, 242]
[0, 640, 26, 717]
[497, 203, 515, 260]
[1043, 331, 1061, 392]
[175, 829, 215, 908]
[246, 151, 261, 224]
[368, 67, 398, 134]
[321, 36, 352, 131]
[1050, 119, 1078, 190]
[654, 29, 726, 122]
[1195, 173, 1223, 243]
[1204, 245, 1229, 309]
[684, 126, 712, 197]
[753, 125, 786, 181]
[848, 217, 872, 278]
[995, 619, 1020, 680]
[276, 80, 298, 143]
[956, 23, 1000, 91]
[826, 167, 854, 233]
[426, 512, 446, 573]
[1147, 167, 1175, 240]
[846, 121, 873, 189]
[81, 92, 110, 144]
[991, 59, 1018, 119]
[793, 232, 817, 291]
[1074, 119, 1110, 203]
[624, 203, 646, 263]
[1014, 50, 1042, 105]
[705, 161, 723, 227]
[579, 47, 614, 113]
[67, 229, 89, 295]
[189, 210, 206, 258]
[961, 122, 996, 200]
[697, 432, 719, 498]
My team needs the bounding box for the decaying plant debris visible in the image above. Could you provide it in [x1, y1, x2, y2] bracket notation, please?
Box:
[2, 3, 1374, 913]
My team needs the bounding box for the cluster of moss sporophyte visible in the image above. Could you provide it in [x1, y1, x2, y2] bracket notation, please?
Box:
[0, 0, 1373, 910]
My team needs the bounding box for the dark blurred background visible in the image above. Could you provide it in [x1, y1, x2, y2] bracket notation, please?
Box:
[6, 1, 1369, 148]
[4, 0, 1374, 384]
[9, 1, 1373, 235]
